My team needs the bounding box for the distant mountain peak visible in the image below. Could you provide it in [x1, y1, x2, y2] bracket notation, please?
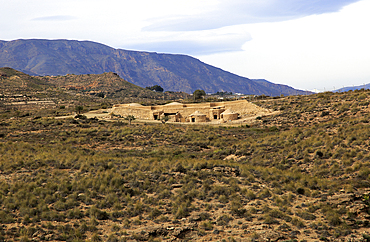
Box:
[0, 39, 308, 96]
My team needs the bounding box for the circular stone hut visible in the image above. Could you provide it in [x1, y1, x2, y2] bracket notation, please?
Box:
[189, 111, 207, 123]
[221, 109, 239, 121]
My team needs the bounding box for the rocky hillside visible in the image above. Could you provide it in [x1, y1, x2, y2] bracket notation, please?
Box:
[0, 39, 308, 96]
[0, 67, 52, 92]
[0, 67, 188, 114]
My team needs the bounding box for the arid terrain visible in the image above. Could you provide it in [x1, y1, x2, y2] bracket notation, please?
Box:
[1, 69, 370, 241]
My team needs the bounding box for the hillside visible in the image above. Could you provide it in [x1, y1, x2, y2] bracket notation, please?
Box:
[1, 88, 370, 241]
[0, 67, 52, 92]
[37, 72, 188, 100]
[0, 39, 308, 96]
[0, 67, 188, 115]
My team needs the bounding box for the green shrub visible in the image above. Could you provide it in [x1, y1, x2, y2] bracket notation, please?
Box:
[296, 211, 316, 220]
[217, 214, 233, 226]
[291, 217, 305, 228]
[199, 220, 213, 231]
[264, 214, 279, 224]
[149, 208, 162, 220]
[244, 190, 256, 200]
[258, 188, 271, 199]
[174, 204, 190, 219]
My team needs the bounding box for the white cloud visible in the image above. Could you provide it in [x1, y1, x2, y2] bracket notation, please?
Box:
[144, 0, 361, 31]
[32, 15, 77, 21]
[125, 29, 252, 55]
[198, 0, 370, 91]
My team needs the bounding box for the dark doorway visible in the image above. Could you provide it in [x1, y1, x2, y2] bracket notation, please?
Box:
[154, 115, 158, 120]
[214, 115, 218, 119]
[192, 118, 195, 122]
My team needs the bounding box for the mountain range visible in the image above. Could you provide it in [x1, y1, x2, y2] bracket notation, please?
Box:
[334, 83, 370, 92]
[0, 39, 309, 96]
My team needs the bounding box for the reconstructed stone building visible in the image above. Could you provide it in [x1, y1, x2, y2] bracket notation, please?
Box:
[111, 100, 266, 123]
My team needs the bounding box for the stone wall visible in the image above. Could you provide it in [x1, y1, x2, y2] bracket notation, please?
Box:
[112, 104, 154, 120]
[221, 111, 239, 121]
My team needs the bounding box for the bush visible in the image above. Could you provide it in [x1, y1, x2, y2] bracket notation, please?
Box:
[291, 217, 305, 228]
[217, 214, 233, 226]
[296, 211, 316, 220]
[264, 215, 279, 224]
[326, 212, 342, 226]
[174, 204, 190, 219]
[199, 221, 213, 231]
[258, 188, 271, 199]
[74, 114, 87, 119]
[244, 190, 256, 200]
[149, 208, 162, 220]
[89, 206, 109, 220]
[0, 211, 14, 223]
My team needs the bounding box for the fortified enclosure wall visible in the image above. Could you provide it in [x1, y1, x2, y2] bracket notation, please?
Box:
[111, 104, 153, 120]
[111, 100, 270, 122]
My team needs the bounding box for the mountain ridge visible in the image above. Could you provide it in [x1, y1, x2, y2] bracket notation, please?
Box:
[0, 67, 187, 101]
[334, 83, 370, 92]
[0, 39, 309, 96]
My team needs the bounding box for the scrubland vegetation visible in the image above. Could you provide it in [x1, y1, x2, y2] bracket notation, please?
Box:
[1, 89, 370, 241]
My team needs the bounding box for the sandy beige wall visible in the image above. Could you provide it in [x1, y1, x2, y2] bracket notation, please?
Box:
[222, 113, 239, 121]
[111, 107, 154, 120]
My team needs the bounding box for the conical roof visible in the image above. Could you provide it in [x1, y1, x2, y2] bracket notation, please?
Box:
[165, 102, 183, 106]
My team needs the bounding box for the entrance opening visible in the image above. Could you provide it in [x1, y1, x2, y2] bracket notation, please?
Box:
[164, 113, 177, 116]
[192, 118, 195, 122]
[214, 115, 218, 119]
[153, 115, 158, 120]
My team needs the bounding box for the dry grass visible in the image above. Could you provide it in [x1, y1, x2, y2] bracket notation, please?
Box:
[1, 89, 370, 241]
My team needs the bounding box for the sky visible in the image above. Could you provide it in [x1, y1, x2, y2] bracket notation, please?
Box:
[1, 0, 370, 92]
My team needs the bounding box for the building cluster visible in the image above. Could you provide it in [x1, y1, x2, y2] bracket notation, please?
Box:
[111, 100, 262, 123]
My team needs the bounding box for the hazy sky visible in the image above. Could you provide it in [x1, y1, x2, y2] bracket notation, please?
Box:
[1, 0, 370, 91]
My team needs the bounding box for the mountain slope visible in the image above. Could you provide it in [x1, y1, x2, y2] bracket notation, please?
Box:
[252, 79, 311, 96]
[0, 67, 181, 101]
[333, 83, 370, 92]
[0, 67, 52, 93]
[0, 39, 308, 95]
